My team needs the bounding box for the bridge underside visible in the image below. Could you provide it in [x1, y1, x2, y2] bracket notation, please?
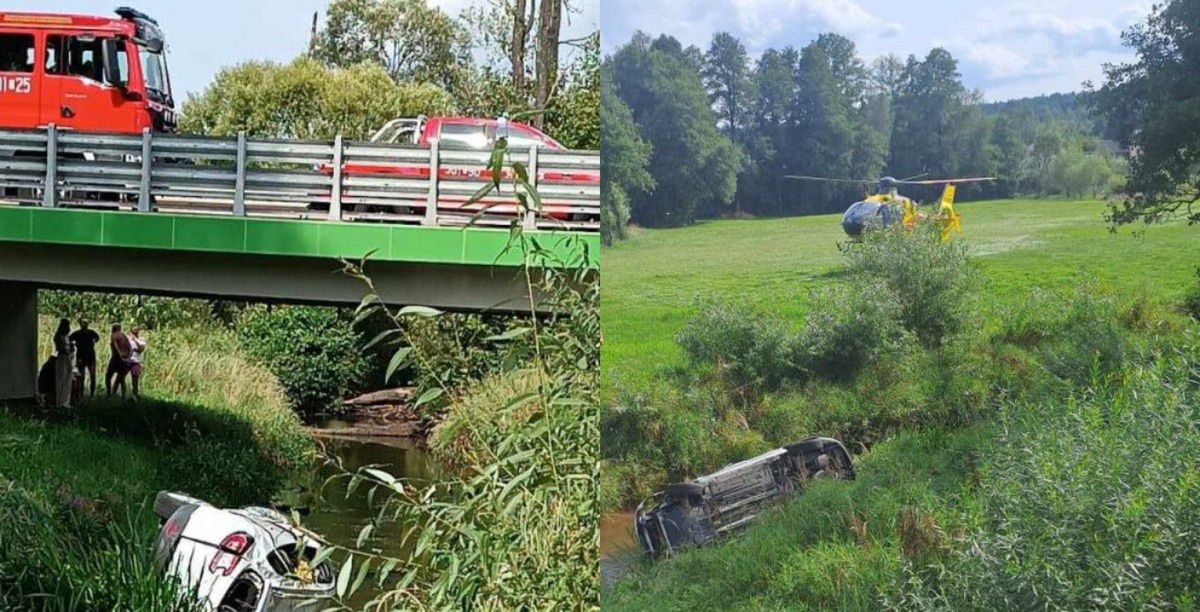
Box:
[0, 242, 535, 312]
[0, 208, 599, 401]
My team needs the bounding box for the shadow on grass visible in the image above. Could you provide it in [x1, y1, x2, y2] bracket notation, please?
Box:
[6, 396, 302, 508]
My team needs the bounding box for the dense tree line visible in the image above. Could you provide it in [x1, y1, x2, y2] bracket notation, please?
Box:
[184, 0, 598, 149]
[602, 31, 1127, 241]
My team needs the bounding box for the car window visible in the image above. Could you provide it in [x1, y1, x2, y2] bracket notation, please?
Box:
[439, 123, 491, 149]
[0, 33, 34, 73]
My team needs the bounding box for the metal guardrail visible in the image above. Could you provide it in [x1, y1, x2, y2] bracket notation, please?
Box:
[0, 126, 600, 231]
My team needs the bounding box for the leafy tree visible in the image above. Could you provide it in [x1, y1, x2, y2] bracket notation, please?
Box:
[180, 58, 455, 140]
[738, 47, 799, 216]
[813, 33, 867, 104]
[544, 32, 600, 150]
[703, 32, 754, 141]
[890, 49, 967, 181]
[787, 43, 857, 212]
[600, 71, 654, 244]
[1094, 0, 1200, 224]
[312, 0, 470, 92]
[607, 33, 739, 226]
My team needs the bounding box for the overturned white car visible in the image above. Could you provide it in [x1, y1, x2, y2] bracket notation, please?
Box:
[152, 492, 336, 611]
[634, 437, 855, 557]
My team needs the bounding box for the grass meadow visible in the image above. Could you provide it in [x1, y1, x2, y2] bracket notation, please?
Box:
[602, 198, 1200, 608]
[602, 199, 1198, 398]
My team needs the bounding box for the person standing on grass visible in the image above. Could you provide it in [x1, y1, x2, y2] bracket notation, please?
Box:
[68, 319, 100, 398]
[52, 318, 74, 407]
[106, 323, 132, 399]
[128, 327, 147, 402]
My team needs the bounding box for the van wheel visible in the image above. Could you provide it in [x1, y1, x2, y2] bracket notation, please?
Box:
[154, 491, 202, 520]
[785, 438, 827, 457]
[662, 482, 704, 498]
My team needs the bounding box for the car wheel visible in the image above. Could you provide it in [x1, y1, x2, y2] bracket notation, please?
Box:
[785, 438, 827, 457]
[661, 482, 704, 498]
[155, 491, 203, 521]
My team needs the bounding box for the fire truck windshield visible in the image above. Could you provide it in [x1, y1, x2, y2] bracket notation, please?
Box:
[138, 45, 170, 104]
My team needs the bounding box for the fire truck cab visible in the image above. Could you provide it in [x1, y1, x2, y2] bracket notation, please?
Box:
[0, 7, 176, 134]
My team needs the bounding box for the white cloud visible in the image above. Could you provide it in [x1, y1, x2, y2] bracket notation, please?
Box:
[602, 0, 1152, 100]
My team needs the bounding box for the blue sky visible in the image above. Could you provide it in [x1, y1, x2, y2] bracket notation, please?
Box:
[600, 0, 1154, 101]
[9, 0, 598, 102]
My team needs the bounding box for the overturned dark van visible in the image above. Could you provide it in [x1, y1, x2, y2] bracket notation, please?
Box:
[634, 437, 855, 557]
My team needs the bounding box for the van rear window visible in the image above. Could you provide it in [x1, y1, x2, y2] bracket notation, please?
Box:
[0, 34, 34, 73]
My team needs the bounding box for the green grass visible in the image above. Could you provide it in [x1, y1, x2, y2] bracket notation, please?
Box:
[606, 426, 985, 610]
[602, 199, 1199, 399]
[601, 199, 1200, 607]
[0, 320, 314, 609]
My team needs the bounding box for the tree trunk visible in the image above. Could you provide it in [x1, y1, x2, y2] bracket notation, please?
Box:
[510, 0, 528, 91]
[534, 0, 562, 129]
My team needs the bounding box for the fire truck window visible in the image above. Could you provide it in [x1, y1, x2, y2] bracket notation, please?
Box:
[0, 34, 34, 73]
[66, 37, 105, 83]
[44, 35, 63, 74]
[439, 123, 491, 149]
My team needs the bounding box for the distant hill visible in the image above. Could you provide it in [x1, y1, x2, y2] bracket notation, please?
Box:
[982, 92, 1102, 135]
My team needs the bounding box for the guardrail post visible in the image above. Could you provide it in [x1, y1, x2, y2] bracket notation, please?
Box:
[423, 139, 439, 226]
[41, 124, 57, 208]
[524, 145, 538, 229]
[329, 134, 343, 222]
[233, 131, 247, 216]
[138, 128, 152, 212]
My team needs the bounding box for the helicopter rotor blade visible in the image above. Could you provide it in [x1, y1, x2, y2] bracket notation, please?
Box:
[784, 175, 877, 184]
[899, 172, 930, 181]
[895, 177, 996, 185]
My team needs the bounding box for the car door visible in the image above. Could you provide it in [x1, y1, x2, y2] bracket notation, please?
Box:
[48, 33, 136, 132]
[0, 31, 39, 129]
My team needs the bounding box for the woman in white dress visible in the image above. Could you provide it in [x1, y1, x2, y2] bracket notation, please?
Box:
[129, 327, 147, 401]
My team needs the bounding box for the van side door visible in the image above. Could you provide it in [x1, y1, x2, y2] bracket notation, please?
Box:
[0, 31, 39, 129]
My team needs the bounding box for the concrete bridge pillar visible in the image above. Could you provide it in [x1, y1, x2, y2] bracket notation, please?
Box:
[0, 282, 37, 402]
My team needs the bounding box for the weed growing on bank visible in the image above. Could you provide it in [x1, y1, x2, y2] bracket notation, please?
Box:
[893, 336, 1200, 609]
[325, 227, 600, 609]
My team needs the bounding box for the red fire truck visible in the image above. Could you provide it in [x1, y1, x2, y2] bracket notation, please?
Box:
[0, 7, 176, 133]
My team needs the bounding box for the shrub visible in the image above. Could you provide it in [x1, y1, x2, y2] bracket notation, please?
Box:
[846, 225, 980, 347]
[39, 290, 212, 330]
[997, 286, 1127, 385]
[676, 299, 798, 393]
[1185, 268, 1200, 322]
[796, 281, 910, 382]
[236, 305, 368, 414]
[399, 313, 536, 409]
[897, 345, 1200, 609]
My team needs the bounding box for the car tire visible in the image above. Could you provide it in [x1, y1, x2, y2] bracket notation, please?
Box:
[785, 438, 827, 457]
[155, 491, 203, 520]
[661, 482, 705, 498]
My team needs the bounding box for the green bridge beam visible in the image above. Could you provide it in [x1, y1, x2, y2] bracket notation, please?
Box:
[0, 207, 598, 269]
[0, 207, 598, 312]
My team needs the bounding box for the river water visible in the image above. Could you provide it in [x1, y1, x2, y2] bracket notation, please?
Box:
[301, 431, 642, 602]
[299, 433, 439, 608]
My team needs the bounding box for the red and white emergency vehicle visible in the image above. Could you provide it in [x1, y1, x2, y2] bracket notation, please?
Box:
[0, 7, 176, 133]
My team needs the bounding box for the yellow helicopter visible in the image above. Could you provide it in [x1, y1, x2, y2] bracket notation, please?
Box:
[785, 174, 996, 241]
